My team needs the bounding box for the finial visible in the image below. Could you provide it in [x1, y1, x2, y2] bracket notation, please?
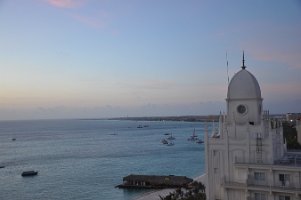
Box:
[242, 51, 246, 69]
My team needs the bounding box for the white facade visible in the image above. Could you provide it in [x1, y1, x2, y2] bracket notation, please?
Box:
[205, 62, 301, 200]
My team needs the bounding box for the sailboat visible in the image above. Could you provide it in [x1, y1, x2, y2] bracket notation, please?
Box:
[188, 128, 198, 141]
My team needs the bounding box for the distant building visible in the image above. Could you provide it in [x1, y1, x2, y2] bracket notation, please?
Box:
[204, 56, 301, 200]
[286, 113, 301, 122]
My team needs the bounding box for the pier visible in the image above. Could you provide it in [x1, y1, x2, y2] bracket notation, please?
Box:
[116, 174, 193, 189]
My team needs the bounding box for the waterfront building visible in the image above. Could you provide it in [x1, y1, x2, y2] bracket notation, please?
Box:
[204, 55, 301, 200]
[117, 174, 193, 189]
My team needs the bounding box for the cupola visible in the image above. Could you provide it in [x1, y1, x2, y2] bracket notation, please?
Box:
[226, 53, 263, 125]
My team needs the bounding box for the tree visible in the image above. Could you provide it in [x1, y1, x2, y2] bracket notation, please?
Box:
[159, 181, 206, 200]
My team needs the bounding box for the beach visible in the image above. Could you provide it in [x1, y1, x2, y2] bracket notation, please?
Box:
[135, 174, 206, 200]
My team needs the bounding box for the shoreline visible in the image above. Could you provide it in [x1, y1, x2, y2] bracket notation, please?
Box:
[134, 174, 206, 200]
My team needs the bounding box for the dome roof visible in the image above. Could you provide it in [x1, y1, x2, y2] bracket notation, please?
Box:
[227, 68, 262, 99]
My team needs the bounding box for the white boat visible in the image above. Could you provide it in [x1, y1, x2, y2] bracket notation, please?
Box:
[166, 141, 174, 146]
[161, 139, 168, 144]
[167, 133, 175, 140]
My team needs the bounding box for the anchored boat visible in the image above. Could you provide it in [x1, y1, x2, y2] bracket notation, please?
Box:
[21, 171, 38, 177]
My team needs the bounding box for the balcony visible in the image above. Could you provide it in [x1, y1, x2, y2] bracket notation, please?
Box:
[223, 179, 301, 195]
[234, 161, 301, 171]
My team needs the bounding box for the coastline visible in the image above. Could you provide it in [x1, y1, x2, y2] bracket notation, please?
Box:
[134, 174, 206, 200]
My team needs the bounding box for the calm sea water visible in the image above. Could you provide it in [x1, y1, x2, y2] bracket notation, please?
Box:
[0, 119, 206, 200]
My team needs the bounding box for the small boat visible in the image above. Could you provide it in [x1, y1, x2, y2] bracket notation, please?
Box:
[195, 139, 204, 144]
[167, 141, 174, 146]
[0, 166, 5, 169]
[137, 125, 143, 128]
[12, 138, 16, 141]
[188, 129, 198, 141]
[161, 139, 168, 144]
[167, 133, 175, 140]
[164, 133, 170, 135]
[21, 171, 38, 177]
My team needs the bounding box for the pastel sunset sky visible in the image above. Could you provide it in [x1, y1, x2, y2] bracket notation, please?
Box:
[0, 0, 300, 120]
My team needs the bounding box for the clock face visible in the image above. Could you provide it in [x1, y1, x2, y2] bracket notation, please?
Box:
[237, 104, 247, 114]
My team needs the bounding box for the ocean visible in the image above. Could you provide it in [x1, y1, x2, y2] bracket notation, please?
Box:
[0, 119, 206, 200]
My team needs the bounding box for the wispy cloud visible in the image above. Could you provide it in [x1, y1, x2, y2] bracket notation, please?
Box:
[242, 22, 301, 70]
[216, 19, 301, 70]
[43, 0, 113, 30]
[120, 79, 179, 90]
[250, 50, 301, 70]
[46, 0, 85, 8]
[71, 13, 107, 29]
[263, 82, 301, 97]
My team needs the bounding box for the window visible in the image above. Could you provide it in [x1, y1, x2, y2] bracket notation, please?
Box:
[237, 104, 247, 114]
[254, 172, 265, 181]
[279, 195, 290, 200]
[254, 192, 266, 200]
[279, 174, 290, 186]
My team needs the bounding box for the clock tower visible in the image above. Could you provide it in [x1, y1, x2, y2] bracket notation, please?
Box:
[204, 53, 292, 200]
[226, 53, 263, 126]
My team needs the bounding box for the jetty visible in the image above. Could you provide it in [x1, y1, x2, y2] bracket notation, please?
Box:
[116, 174, 193, 189]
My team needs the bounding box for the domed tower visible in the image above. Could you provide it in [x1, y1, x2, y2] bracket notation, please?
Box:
[226, 53, 262, 125]
[205, 53, 288, 200]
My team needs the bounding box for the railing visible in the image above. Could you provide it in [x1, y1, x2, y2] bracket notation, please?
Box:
[235, 160, 301, 167]
[223, 179, 301, 194]
[247, 176, 267, 186]
[274, 157, 301, 167]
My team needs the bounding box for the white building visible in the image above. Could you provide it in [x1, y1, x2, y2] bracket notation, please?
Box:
[205, 56, 301, 200]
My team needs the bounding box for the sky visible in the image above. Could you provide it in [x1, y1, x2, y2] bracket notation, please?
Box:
[0, 0, 300, 120]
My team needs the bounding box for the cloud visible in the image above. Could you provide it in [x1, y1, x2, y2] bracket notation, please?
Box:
[71, 13, 107, 28]
[216, 19, 301, 70]
[46, 0, 85, 8]
[117, 79, 180, 92]
[261, 82, 301, 101]
[131, 79, 178, 90]
[44, 0, 112, 30]
[241, 22, 301, 70]
[243, 41, 301, 70]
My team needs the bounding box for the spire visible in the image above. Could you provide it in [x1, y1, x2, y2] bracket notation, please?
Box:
[242, 51, 246, 69]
